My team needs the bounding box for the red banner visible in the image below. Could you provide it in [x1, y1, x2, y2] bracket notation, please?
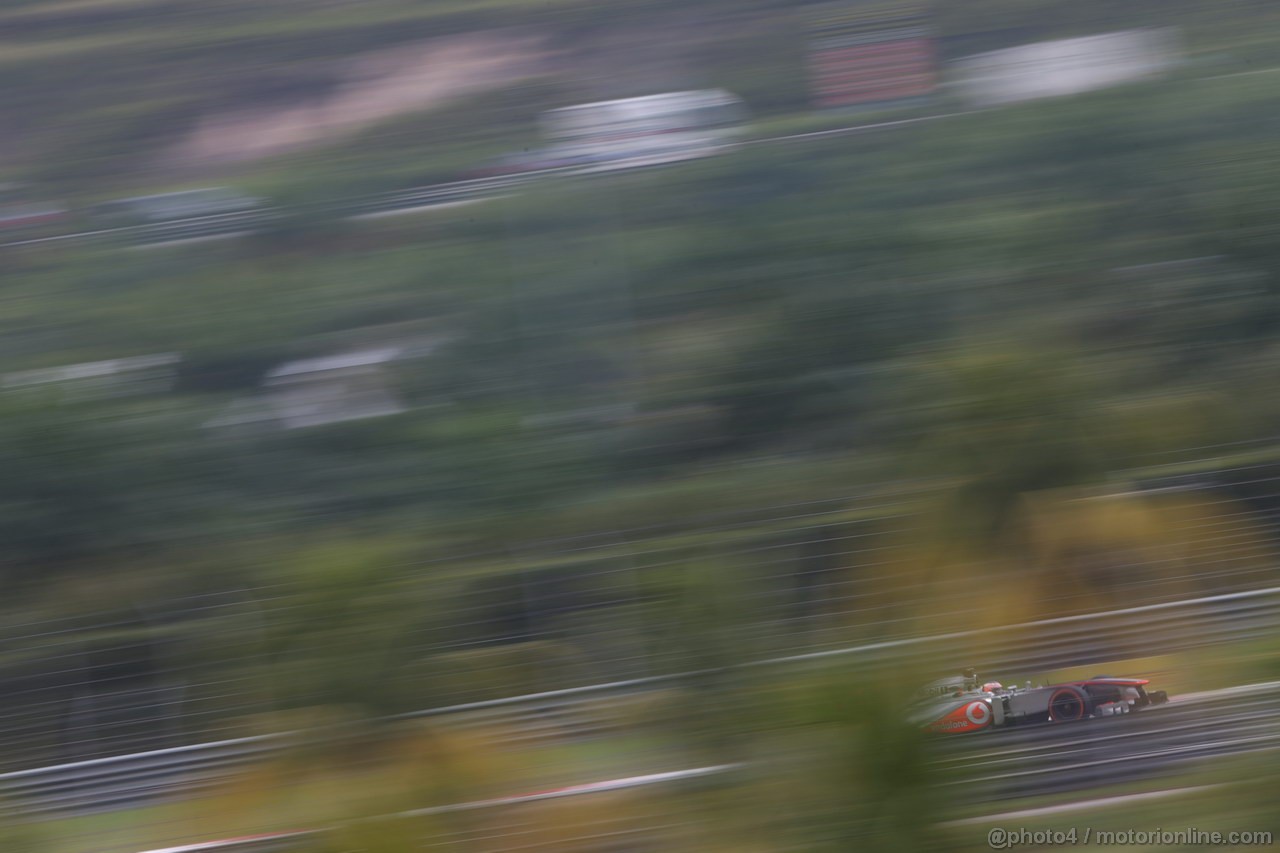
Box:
[808, 4, 937, 109]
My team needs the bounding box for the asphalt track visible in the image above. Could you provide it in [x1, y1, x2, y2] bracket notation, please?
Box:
[929, 680, 1280, 802]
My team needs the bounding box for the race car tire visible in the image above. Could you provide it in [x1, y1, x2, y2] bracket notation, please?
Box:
[1048, 686, 1091, 722]
[1148, 690, 1169, 705]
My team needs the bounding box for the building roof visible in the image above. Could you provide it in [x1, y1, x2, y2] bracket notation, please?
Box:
[264, 347, 404, 381]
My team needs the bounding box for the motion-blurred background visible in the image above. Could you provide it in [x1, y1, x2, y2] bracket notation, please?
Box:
[1, 1, 1279, 851]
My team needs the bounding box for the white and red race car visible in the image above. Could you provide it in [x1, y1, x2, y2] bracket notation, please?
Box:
[909, 669, 1169, 733]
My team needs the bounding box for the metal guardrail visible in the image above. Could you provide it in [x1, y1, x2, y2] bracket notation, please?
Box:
[758, 583, 1280, 675]
[0, 736, 281, 817]
[4, 585, 1279, 820]
[0, 211, 286, 250]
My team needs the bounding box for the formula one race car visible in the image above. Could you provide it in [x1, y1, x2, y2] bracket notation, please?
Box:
[908, 669, 1169, 733]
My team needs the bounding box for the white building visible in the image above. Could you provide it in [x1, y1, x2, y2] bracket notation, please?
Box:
[206, 336, 450, 431]
[262, 348, 408, 429]
[952, 29, 1179, 108]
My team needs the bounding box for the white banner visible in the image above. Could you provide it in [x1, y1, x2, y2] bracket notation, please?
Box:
[953, 29, 1179, 107]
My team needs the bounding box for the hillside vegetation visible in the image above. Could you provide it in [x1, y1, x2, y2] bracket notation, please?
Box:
[2, 7, 1280, 840]
[2, 61, 1277, 593]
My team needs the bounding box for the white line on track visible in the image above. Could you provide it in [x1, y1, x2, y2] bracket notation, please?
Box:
[750, 110, 982, 144]
[129, 765, 737, 853]
[348, 197, 499, 221]
[128, 833, 310, 853]
[128, 232, 253, 250]
[1169, 679, 1280, 706]
[1203, 66, 1280, 80]
[943, 784, 1222, 826]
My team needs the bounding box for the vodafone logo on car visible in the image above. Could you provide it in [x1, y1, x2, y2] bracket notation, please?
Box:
[928, 700, 992, 733]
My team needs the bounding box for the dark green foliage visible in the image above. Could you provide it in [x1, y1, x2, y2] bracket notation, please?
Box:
[3, 65, 1278, 580]
[0, 394, 236, 584]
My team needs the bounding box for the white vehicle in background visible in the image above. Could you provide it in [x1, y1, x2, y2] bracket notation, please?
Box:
[539, 89, 748, 171]
[89, 187, 264, 227]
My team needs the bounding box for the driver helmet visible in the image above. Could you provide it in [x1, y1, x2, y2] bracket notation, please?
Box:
[981, 682, 1003, 693]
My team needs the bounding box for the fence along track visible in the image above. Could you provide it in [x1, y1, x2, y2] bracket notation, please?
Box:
[4, 585, 1280, 820]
